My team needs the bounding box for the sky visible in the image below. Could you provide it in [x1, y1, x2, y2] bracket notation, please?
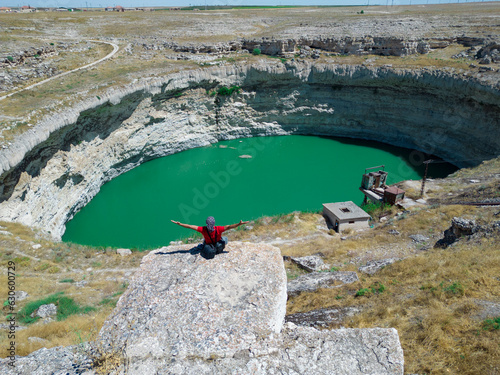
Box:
[1, 0, 497, 8]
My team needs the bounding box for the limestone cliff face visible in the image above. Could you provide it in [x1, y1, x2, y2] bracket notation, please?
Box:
[0, 61, 499, 239]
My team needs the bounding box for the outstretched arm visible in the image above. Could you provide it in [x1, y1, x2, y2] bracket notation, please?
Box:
[224, 220, 250, 231]
[171, 220, 199, 231]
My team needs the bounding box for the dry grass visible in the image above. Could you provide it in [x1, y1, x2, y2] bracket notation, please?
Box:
[283, 202, 500, 375]
[0, 220, 144, 360]
[346, 238, 500, 375]
[0, 309, 112, 357]
[0, 176, 499, 374]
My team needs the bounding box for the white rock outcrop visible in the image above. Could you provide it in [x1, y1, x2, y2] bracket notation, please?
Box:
[99, 242, 288, 361]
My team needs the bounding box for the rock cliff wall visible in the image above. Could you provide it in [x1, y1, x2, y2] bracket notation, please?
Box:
[0, 61, 498, 239]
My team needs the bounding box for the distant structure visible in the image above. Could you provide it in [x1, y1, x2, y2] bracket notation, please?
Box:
[105, 5, 124, 12]
[21, 5, 36, 12]
[0, 7, 12, 12]
[323, 201, 371, 233]
[359, 165, 405, 205]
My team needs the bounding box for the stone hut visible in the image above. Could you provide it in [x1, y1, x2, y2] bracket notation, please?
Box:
[323, 201, 371, 233]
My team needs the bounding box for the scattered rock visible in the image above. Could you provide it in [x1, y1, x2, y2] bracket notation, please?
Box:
[15, 291, 29, 301]
[31, 303, 57, 319]
[290, 255, 330, 272]
[474, 300, 500, 321]
[388, 229, 400, 236]
[287, 271, 359, 297]
[409, 234, 430, 243]
[32, 244, 42, 249]
[74, 280, 88, 288]
[479, 66, 494, 72]
[435, 216, 479, 248]
[359, 258, 400, 275]
[0, 323, 27, 331]
[0, 345, 93, 375]
[286, 306, 361, 327]
[168, 240, 183, 246]
[479, 56, 492, 64]
[116, 248, 132, 256]
[27, 337, 49, 345]
[0, 230, 12, 236]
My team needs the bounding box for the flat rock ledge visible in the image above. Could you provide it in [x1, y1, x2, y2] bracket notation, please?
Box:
[99, 242, 288, 361]
[287, 271, 359, 297]
[0, 242, 404, 374]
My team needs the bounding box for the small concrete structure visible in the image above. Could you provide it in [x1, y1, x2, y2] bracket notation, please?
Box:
[323, 201, 371, 233]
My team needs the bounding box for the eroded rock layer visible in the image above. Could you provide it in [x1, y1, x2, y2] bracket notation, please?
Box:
[0, 62, 499, 238]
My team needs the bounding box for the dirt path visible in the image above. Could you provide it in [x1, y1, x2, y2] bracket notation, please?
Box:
[0, 40, 119, 101]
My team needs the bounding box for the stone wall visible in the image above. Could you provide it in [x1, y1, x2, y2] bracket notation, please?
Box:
[0, 61, 498, 239]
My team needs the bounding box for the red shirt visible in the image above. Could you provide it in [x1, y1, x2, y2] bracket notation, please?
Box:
[196, 226, 225, 244]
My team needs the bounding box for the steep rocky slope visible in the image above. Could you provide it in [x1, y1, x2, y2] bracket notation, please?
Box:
[0, 61, 498, 240]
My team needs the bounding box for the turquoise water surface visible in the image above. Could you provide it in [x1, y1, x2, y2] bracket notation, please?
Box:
[62, 135, 457, 249]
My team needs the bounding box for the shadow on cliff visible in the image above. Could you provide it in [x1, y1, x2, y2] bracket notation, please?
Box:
[154, 246, 229, 260]
[0, 91, 147, 204]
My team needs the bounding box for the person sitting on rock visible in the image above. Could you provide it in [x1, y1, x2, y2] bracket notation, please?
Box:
[171, 216, 249, 259]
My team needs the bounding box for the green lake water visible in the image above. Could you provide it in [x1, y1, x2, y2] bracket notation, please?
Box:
[62, 135, 457, 249]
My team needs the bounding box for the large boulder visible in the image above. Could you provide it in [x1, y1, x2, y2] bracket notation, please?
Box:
[98, 242, 288, 361]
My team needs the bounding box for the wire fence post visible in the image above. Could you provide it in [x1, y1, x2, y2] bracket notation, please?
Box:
[421, 160, 433, 197]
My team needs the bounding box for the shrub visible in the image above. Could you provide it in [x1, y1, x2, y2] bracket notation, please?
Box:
[356, 283, 385, 297]
[443, 281, 465, 296]
[216, 85, 240, 96]
[252, 48, 261, 55]
[482, 317, 500, 331]
[7, 56, 14, 62]
[361, 201, 391, 216]
[17, 292, 95, 324]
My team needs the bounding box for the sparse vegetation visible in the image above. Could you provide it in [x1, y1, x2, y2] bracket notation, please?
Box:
[219, 85, 240, 96]
[17, 292, 95, 324]
[252, 48, 261, 56]
[482, 317, 500, 331]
